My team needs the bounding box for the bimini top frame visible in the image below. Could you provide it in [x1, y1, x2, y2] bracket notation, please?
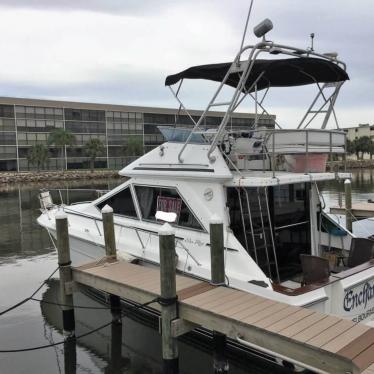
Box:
[165, 40, 349, 163]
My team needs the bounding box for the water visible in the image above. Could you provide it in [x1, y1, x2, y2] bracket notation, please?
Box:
[0, 170, 373, 374]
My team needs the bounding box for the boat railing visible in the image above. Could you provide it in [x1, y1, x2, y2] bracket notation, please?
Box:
[61, 206, 201, 266]
[221, 128, 347, 176]
[41, 188, 109, 206]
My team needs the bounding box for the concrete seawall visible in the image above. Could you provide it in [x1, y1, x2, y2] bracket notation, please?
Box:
[0, 170, 121, 184]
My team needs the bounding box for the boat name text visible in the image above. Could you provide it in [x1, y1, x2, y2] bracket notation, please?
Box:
[344, 281, 374, 312]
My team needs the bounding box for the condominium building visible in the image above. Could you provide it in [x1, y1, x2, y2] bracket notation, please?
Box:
[0, 97, 275, 171]
[344, 123, 374, 142]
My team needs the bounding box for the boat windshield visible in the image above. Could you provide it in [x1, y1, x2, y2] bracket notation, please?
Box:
[158, 126, 206, 144]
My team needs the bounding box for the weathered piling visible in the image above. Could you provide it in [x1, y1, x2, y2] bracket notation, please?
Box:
[213, 331, 229, 374]
[159, 223, 179, 374]
[210, 218, 229, 372]
[101, 205, 121, 324]
[210, 217, 225, 285]
[102, 205, 116, 257]
[344, 179, 353, 232]
[105, 322, 126, 374]
[56, 212, 75, 336]
[63, 337, 77, 374]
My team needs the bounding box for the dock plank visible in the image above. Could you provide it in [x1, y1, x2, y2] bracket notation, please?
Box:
[292, 315, 341, 342]
[279, 312, 327, 337]
[242, 301, 289, 325]
[323, 324, 371, 353]
[217, 294, 262, 318]
[267, 308, 315, 334]
[253, 305, 303, 329]
[338, 329, 374, 360]
[307, 319, 356, 348]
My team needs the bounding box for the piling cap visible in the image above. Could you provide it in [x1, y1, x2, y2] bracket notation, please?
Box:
[210, 214, 223, 225]
[344, 179, 352, 184]
[55, 211, 68, 220]
[159, 223, 175, 236]
[101, 204, 113, 214]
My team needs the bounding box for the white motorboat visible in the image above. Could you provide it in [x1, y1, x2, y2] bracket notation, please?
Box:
[38, 18, 374, 326]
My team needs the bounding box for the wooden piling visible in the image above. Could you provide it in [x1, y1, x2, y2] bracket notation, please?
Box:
[344, 179, 353, 233]
[101, 205, 121, 324]
[102, 205, 116, 257]
[210, 217, 225, 285]
[56, 212, 75, 336]
[213, 331, 229, 374]
[159, 223, 179, 374]
[63, 337, 77, 374]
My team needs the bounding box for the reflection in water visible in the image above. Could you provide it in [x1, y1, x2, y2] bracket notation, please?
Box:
[0, 172, 373, 373]
[0, 179, 121, 262]
[320, 169, 374, 208]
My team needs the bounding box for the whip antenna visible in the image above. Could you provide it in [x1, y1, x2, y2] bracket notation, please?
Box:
[238, 0, 254, 54]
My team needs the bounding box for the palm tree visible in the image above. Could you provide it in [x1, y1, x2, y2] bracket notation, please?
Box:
[48, 128, 75, 171]
[27, 143, 49, 172]
[84, 138, 105, 172]
[123, 135, 143, 157]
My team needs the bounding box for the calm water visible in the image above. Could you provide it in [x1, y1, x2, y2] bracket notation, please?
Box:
[0, 171, 373, 374]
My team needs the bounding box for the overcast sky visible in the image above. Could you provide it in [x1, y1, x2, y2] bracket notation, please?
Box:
[0, 0, 372, 128]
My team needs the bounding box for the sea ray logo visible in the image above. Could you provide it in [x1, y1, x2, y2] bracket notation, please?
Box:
[344, 282, 374, 312]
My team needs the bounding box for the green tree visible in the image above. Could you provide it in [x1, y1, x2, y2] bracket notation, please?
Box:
[48, 128, 75, 171]
[370, 139, 374, 160]
[84, 138, 105, 172]
[356, 136, 372, 160]
[27, 143, 49, 172]
[346, 139, 356, 156]
[123, 135, 143, 157]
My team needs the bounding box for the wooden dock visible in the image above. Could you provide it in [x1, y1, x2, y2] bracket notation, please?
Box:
[330, 203, 374, 218]
[54, 208, 374, 374]
[72, 259, 374, 374]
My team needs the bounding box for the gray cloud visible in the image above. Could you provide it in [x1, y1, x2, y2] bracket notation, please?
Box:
[0, 0, 178, 15]
[0, 0, 372, 128]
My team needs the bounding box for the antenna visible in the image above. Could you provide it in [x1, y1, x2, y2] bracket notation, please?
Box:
[238, 0, 254, 54]
[309, 33, 315, 51]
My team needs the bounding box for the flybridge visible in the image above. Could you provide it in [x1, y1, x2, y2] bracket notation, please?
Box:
[164, 18, 349, 173]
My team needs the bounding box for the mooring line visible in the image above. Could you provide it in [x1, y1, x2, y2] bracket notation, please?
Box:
[0, 266, 59, 317]
[0, 297, 159, 353]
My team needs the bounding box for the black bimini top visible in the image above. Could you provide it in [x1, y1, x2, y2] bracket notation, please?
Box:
[165, 57, 349, 92]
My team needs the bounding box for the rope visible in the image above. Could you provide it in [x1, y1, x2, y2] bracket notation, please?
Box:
[0, 296, 159, 353]
[0, 267, 59, 317]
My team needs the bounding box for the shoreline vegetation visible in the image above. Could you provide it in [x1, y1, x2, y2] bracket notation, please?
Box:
[327, 159, 374, 171]
[0, 169, 121, 184]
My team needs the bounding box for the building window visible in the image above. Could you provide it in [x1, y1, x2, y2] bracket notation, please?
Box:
[96, 187, 138, 218]
[134, 185, 202, 230]
[0, 105, 14, 118]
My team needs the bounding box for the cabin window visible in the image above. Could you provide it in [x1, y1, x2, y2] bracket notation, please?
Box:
[134, 185, 202, 230]
[96, 187, 138, 218]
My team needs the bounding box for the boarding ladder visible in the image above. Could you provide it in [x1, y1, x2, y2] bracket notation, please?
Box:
[237, 186, 280, 282]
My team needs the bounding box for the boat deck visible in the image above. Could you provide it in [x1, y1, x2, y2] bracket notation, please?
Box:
[72, 258, 374, 374]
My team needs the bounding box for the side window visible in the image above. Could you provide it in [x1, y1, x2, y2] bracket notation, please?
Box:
[96, 187, 137, 218]
[135, 185, 202, 230]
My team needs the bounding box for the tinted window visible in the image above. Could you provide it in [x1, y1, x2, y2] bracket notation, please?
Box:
[135, 186, 202, 230]
[96, 187, 137, 218]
